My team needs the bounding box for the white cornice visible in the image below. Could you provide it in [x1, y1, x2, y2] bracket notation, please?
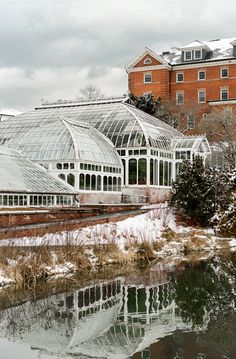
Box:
[127, 64, 171, 73]
[173, 58, 236, 70]
[209, 99, 236, 105]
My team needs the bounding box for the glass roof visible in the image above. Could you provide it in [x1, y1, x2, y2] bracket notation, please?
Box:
[0, 102, 182, 153]
[0, 147, 77, 194]
[172, 136, 211, 153]
[1, 114, 121, 165]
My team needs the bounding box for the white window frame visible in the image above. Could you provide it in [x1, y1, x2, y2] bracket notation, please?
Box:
[194, 49, 202, 60]
[221, 87, 228, 100]
[144, 72, 152, 83]
[223, 107, 232, 119]
[187, 114, 195, 129]
[144, 57, 152, 65]
[198, 70, 206, 80]
[198, 89, 206, 103]
[176, 91, 184, 105]
[221, 67, 228, 78]
[184, 51, 192, 61]
[176, 72, 184, 83]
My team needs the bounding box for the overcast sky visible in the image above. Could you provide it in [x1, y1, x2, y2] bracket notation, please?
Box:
[0, 0, 236, 111]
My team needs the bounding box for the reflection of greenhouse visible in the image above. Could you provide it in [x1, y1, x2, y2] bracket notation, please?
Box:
[0, 97, 211, 204]
[0, 276, 208, 359]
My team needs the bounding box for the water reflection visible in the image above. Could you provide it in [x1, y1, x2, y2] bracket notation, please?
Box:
[0, 254, 235, 359]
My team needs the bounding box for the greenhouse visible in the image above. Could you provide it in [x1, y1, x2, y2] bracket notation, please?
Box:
[0, 97, 211, 203]
[0, 115, 123, 204]
[0, 147, 78, 208]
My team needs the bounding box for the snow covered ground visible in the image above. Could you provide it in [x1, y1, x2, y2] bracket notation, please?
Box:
[0, 205, 235, 288]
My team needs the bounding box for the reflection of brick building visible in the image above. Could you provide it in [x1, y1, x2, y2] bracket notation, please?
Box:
[125, 38, 236, 131]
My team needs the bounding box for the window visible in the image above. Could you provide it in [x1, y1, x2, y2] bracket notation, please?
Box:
[176, 91, 184, 105]
[202, 113, 208, 120]
[144, 57, 152, 65]
[221, 88, 228, 100]
[187, 114, 195, 129]
[198, 89, 206, 103]
[194, 49, 202, 59]
[221, 68, 228, 78]
[144, 73, 152, 83]
[198, 70, 206, 80]
[223, 107, 232, 119]
[184, 51, 192, 61]
[176, 72, 184, 83]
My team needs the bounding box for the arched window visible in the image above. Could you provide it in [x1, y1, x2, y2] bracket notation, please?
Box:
[86, 174, 90, 190]
[168, 162, 172, 186]
[150, 159, 153, 185]
[164, 161, 168, 186]
[129, 159, 137, 185]
[67, 173, 75, 187]
[118, 177, 122, 191]
[103, 176, 108, 191]
[97, 175, 101, 191]
[154, 159, 158, 185]
[91, 174, 96, 190]
[59, 173, 65, 181]
[108, 176, 113, 191]
[79, 173, 84, 190]
[138, 158, 147, 185]
[121, 159, 126, 186]
[113, 177, 117, 191]
[159, 160, 164, 186]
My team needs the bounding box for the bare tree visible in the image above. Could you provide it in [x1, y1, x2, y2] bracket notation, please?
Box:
[198, 108, 236, 168]
[78, 84, 104, 100]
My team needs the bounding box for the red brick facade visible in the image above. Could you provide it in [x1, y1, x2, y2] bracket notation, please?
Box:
[126, 40, 236, 132]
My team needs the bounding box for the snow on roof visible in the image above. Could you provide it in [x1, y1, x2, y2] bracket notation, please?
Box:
[161, 37, 236, 65]
[0, 108, 21, 116]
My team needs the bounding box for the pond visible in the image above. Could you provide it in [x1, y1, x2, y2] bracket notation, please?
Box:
[0, 253, 235, 359]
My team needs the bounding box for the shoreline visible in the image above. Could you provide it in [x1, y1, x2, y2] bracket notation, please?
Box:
[0, 207, 235, 289]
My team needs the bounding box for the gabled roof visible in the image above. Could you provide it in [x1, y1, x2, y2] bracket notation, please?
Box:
[0, 147, 77, 194]
[125, 47, 172, 71]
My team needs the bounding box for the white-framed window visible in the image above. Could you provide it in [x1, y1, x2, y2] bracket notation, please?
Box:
[176, 72, 184, 83]
[198, 89, 206, 103]
[198, 70, 206, 80]
[144, 57, 152, 65]
[184, 51, 192, 61]
[221, 87, 228, 100]
[194, 49, 202, 60]
[202, 113, 208, 120]
[144, 73, 152, 83]
[187, 114, 195, 129]
[221, 68, 228, 78]
[223, 107, 232, 119]
[176, 91, 184, 105]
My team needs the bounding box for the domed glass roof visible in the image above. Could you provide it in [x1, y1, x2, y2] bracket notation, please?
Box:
[0, 147, 76, 194]
[0, 101, 182, 153]
[1, 115, 121, 165]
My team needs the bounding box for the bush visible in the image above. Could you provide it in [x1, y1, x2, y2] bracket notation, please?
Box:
[169, 156, 232, 227]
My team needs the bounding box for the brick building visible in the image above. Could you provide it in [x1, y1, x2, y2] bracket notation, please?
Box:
[125, 38, 236, 132]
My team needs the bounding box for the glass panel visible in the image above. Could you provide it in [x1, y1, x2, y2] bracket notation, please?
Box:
[129, 159, 137, 185]
[138, 158, 147, 185]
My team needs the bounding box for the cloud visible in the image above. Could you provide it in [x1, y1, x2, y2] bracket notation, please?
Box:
[0, 0, 236, 110]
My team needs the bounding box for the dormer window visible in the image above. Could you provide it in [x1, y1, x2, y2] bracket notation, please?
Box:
[184, 51, 192, 61]
[144, 57, 152, 65]
[194, 49, 202, 59]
